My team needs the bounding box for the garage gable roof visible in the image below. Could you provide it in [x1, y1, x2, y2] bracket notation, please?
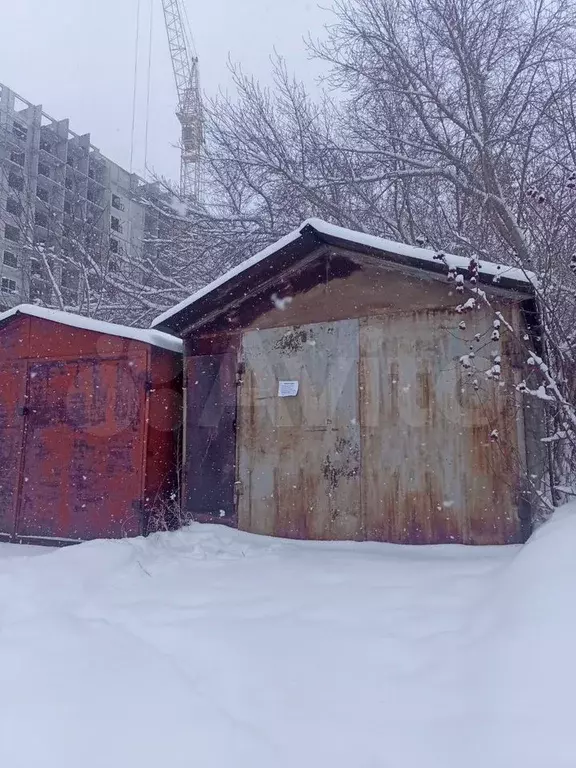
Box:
[0, 304, 183, 353]
[151, 218, 537, 334]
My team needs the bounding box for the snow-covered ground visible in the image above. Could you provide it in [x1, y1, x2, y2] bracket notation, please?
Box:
[0, 507, 574, 768]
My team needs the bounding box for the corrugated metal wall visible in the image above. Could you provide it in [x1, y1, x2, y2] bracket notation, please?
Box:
[359, 310, 521, 544]
[237, 320, 361, 539]
[0, 315, 182, 544]
[234, 309, 524, 544]
[16, 357, 147, 541]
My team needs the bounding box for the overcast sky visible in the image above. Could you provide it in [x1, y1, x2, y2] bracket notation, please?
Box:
[0, 0, 331, 182]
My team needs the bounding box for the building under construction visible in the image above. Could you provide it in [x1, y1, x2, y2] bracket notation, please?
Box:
[0, 82, 171, 314]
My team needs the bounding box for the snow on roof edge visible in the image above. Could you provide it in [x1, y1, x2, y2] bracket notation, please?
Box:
[0, 304, 183, 353]
[151, 218, 536, 330]
[305, 218, 537, 286]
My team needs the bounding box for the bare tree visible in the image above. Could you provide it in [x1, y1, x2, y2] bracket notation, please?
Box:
[0, 162, 234, 325]
[203, 59, 376, 239]
[195, 0, 576, 494]
[313, 0, 576, 491]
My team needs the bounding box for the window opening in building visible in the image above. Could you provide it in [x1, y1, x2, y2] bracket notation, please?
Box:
[6, 198, 22, 216]
[3, 252, 17, 269]
[36, 186, 49, 203]
[112, 194, 125, 211]
[10, 151, 25, 167]
[8, 173, 24, 192]
[35, 211, 48, 228]
[1, 278, 17, 294]
[12, 122, 27, 141]
[4, 224, 20, 242]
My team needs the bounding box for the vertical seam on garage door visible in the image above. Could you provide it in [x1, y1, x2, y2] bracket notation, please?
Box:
[139, 347, 152, 533]
[13, 360, 32, 541]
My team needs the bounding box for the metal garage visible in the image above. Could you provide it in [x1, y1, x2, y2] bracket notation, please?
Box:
[153, 219, 543, 545]
[0, 305, 182, 544]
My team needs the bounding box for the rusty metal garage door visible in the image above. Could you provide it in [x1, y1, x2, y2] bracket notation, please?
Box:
[16, 358, 146, 542]
[359, 310, 522, 545]
[237, 320, 361, 540]
[0, 362, 27, 539]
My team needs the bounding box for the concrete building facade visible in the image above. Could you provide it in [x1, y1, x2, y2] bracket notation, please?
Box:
[0, 82, 158, 312]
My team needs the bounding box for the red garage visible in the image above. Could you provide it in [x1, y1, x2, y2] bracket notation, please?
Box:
[0, 305, 183, 545]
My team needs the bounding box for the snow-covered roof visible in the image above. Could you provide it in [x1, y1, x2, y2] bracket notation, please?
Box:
[152, 217, 536, 331]
[0, 304, 183, 353]
[307, 218, 536, 284]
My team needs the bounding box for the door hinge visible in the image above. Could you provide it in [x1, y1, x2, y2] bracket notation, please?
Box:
[19, 405, 30, 417]
[236, 362, 245, 386]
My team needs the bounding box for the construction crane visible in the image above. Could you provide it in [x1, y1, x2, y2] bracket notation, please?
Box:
[161, 0, 203, 202]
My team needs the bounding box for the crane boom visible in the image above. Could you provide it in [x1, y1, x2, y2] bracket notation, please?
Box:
[161, 0, 203, 201]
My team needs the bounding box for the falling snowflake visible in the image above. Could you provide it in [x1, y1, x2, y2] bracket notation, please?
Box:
[271, 293, 293, 311]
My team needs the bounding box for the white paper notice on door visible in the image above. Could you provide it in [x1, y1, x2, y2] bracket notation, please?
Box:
[278, 380, 299, 397]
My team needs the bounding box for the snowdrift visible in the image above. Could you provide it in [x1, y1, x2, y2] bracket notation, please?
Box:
[0, 507, 573, 768]
[463, 502, 576, 765]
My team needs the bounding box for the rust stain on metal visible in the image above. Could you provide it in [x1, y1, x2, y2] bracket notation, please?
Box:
[232, 302, 524, 545]
[360, 307, 523, 544]
[239, 252, 464, 332]
[237, 319, 362, 541]
[273, 328, 309, 354]
[417, 367, 434, 419]
[322, 436, 360, 490]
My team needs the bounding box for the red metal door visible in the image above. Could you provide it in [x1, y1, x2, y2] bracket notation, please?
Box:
[17, 358, 147, 542]
[0, 362, 27, 539]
